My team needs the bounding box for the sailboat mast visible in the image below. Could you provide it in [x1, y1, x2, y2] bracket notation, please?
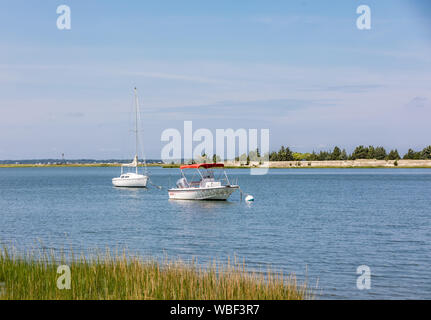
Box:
[134, 87, 139, 174]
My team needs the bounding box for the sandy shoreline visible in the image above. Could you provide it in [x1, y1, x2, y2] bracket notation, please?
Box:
[1, 159, 431, 169]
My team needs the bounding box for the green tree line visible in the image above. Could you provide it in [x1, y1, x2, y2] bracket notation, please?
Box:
[191, 145, 431, 163]
[268, 145, 431, 161]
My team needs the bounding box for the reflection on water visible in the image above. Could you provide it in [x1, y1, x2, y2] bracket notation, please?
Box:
[114, 186, 149, 199]
[169, 199, 237, 211]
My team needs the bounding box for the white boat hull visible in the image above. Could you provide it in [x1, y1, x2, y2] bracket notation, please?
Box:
[168, 185, 239, 200]
[112, 175, 148, 188]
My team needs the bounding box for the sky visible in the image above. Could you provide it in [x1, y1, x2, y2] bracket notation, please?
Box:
[0, 0, 430, 159]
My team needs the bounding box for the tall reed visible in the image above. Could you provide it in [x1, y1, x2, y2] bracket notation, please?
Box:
[0, 247, 311, 300]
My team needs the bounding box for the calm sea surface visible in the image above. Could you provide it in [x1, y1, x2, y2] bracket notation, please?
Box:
[1, 167, 430, 299]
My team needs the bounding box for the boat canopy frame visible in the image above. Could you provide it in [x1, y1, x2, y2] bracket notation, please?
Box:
[179, 163, 231, 187]
[179, 163, 225, 170]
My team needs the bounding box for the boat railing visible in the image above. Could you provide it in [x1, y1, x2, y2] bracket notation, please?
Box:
[222, 176, 238, 186]
[230, 177, 238, 186]
[219, 176, 236, 186]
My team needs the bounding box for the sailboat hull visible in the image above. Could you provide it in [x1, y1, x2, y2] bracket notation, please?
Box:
[112, 174, 148, 187]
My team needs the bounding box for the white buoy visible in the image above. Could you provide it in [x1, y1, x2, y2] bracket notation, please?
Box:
[245, 195, 254, 202]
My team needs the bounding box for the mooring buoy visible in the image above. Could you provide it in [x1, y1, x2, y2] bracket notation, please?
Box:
[245, 195, 254, 202]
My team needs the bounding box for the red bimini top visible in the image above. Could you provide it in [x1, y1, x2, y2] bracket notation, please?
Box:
[180, 163, 225, 170]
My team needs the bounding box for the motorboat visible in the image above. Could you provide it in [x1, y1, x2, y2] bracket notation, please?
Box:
[168, 163, 239, 200]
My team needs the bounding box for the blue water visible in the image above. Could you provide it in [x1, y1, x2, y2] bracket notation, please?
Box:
[1, 167, 430, 299]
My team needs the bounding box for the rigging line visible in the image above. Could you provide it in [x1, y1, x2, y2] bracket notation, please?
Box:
[148, 177, 163, 190]
[135, 88, 148, 174]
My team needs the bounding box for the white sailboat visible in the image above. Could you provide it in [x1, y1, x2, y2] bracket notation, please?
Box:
[112, 88, 149, 188]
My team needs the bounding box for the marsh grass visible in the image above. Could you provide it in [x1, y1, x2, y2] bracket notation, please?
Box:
[0, 247, 311, 300]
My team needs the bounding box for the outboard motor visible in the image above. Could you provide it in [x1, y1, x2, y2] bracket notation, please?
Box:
[176, 178, 188, 188]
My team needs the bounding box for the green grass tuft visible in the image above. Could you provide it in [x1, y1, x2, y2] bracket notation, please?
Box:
[0, 247, 311, 300]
